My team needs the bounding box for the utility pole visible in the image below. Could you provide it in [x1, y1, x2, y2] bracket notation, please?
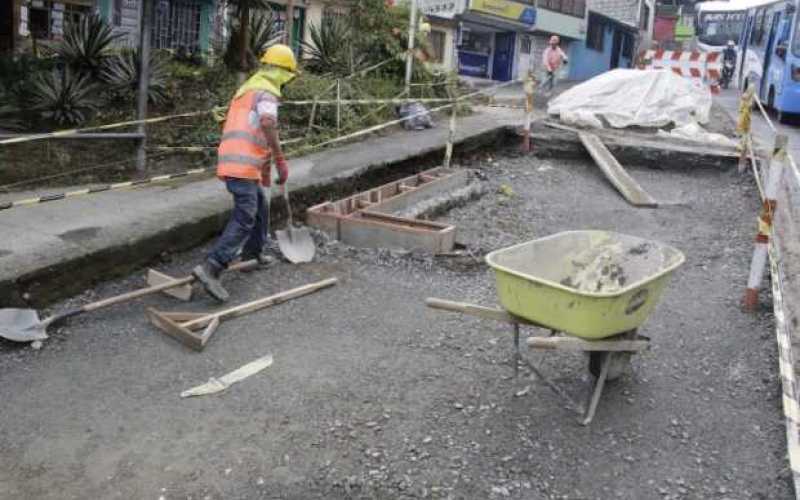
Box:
[404, 0, 418, 95]
[136, 0, 153, 175]
[285, 0, 295, 49]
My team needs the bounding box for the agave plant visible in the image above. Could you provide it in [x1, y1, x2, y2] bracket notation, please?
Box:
[54, 14, 123, 78]
[223, 9, 282, 72]
[28, 68, 102, 126]
[101, 48, 171, 105]
[303, 18, 366, 76]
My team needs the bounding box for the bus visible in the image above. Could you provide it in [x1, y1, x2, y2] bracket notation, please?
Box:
[696, 1, 749, 51]
[738, 0, 800, 121]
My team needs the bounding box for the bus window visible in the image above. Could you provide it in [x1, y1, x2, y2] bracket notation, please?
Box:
[794, 8, 800, 56]
[753, 9, 764, 44]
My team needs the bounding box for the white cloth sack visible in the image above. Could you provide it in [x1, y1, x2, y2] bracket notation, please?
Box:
[547, 69, 712, 129]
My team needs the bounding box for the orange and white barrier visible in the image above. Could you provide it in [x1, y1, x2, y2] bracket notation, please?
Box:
[743, 134, 788, 310]
[640, 49, 722, 94]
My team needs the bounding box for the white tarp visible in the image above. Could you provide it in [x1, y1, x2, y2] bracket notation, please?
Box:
[547, 69, 712, 129]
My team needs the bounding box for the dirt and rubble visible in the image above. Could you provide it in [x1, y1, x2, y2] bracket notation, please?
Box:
[0, 146, 791, 499]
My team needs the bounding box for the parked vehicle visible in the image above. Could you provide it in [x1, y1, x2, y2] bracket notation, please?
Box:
[696, 1, 749, 52]
[738, 0, 800, 122]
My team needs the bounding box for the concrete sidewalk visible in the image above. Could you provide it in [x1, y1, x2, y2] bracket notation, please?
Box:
[0, 107, 523, 306]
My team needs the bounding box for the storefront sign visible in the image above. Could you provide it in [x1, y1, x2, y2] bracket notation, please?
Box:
[470, 0, 536, 25]
[458, 51, 489, 77]
[420, 0, 467, 19]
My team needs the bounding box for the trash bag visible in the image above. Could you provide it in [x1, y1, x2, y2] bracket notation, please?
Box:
[397, 102, 436, 131]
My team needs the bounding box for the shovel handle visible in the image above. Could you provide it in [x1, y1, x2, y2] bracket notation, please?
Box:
[80, 259, 259, 313]
[282, 184, 294, 228]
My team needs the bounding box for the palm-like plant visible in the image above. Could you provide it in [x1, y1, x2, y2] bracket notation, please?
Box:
[28, 68, 102, 126]
[223, 9, 282, 72]
[101, 48, 171, 105]
[303, 18, 366, 76]
[54, 14, 123, 78]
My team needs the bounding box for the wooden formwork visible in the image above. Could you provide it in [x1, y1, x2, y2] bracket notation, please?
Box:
[306, 167, 468, 253]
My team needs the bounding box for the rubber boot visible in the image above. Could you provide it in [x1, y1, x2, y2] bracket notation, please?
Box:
[193, 262, 229, 303]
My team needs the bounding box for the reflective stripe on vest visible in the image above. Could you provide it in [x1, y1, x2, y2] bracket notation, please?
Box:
[217, 91, 271, 180]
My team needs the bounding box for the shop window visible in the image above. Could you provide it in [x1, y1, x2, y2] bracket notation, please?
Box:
[541, 0, 584, 19]
[428, 30, 446, 63]
[460, 30, 492, 54]
[587, 14, 605, 51]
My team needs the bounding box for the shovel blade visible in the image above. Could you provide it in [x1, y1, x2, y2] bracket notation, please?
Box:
[0, 308, 49, 342]
[276, 226, 316, 264]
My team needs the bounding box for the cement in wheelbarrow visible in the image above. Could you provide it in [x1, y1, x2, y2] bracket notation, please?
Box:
[486, 231, 685, 340]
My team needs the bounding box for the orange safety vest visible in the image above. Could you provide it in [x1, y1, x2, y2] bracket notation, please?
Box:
[216, 91, 271, 181]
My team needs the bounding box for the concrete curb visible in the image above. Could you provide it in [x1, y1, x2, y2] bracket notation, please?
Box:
[0, 117, 513, 308]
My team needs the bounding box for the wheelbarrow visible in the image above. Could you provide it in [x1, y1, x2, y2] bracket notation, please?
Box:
[426, 230, 685, 425]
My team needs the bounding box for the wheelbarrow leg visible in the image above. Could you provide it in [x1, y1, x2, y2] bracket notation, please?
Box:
[581, 351, 611, 426]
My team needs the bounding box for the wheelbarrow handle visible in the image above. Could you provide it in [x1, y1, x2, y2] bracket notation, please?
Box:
[425, 298, 518, 324]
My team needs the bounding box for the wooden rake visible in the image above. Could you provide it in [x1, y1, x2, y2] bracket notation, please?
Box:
[148, 277, 338, 351]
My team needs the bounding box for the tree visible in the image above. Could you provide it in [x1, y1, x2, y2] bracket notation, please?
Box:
[224, 0, 273, 81]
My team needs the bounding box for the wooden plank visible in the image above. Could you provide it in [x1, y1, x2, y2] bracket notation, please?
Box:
[147, 308, 203, 351]
[147, 269, 193, 301]
[527, 336, 649, 352]
[578, 131, 658, 208]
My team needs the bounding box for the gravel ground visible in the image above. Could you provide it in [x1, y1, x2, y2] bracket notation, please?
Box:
[0, 147, 791, 499]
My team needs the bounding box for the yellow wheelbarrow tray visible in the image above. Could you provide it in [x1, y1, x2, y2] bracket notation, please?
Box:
[485, 230, 686, 340]
[426, 231, 686, 425]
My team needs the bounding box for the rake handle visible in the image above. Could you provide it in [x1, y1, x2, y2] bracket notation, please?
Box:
[182, 277, 339, 330]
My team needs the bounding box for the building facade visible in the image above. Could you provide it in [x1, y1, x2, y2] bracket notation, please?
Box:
[567, 0, 655, 80]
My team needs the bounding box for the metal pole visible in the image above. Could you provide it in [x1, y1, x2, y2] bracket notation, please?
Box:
[336, 79, 341, 132]
[404, 0, 418, 95]
[443, 75, 457, 168]
[136, 0, 153, 175]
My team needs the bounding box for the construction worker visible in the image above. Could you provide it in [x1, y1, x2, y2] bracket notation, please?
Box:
[193, 44, 298, 302]
[542, 35, 568, 92]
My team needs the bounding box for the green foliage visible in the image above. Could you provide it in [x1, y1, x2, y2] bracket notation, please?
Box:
[101, 48, 171, 105]
[222, 9, 281, 73]
[53, 14, 123, 78]
[303, 18, 367, 77]
[28, 68, 102, 126]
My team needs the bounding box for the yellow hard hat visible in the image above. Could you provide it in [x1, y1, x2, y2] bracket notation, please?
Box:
[260, 44, 298, 73]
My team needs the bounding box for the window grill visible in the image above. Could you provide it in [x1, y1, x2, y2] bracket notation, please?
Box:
[151, 0, 202, 52]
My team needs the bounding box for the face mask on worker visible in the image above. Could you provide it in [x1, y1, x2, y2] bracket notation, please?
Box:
[235, 66, 297, 99]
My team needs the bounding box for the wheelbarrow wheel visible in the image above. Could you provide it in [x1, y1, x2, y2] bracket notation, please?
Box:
[588, 351, 631, 381]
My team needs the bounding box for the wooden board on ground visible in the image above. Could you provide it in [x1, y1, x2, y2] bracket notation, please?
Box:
[578, 131, 659, 208]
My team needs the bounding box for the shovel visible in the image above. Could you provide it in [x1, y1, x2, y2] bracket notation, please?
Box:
[274, 184, 316, 264]
[0, 259, 258, 343]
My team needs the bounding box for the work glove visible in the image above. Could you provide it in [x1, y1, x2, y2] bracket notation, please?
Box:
[275, 154, 289, 185]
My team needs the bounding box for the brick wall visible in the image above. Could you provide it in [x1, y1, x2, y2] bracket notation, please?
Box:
[589, 0, 640, 27]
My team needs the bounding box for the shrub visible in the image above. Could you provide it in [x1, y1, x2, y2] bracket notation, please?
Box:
[53, 14, 122, 78]
[28, 68, 102, 126]
[101, 48, 171, 105]
[302, 18, 366, 77]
